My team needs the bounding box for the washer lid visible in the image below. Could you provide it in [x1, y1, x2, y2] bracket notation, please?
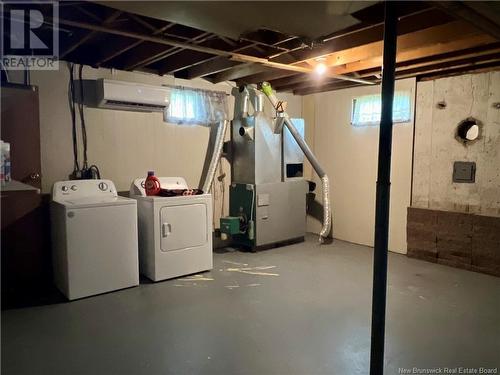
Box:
[58, 196, 136, 209]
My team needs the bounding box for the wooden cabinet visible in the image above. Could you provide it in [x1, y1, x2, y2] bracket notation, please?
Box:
[1, 84, 55, 308]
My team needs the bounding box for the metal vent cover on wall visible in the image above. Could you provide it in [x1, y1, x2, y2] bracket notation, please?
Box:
[453, 161, 476, 183]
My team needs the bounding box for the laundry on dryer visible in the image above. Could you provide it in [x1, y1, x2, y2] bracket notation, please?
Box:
[130, 176, 213, 282]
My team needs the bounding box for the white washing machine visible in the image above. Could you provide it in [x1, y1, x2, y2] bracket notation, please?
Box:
[51, 179, 139, 300]
[130, 177, 213, 281]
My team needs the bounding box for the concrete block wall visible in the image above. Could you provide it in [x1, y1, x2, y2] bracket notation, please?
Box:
[407, 207, 500, 277]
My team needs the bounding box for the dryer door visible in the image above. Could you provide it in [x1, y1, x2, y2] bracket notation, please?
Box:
[160, 203, 208, 252]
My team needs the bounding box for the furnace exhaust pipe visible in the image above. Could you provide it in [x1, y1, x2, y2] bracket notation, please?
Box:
[202, 119, 229, 193]
[260, 82, 332, 243]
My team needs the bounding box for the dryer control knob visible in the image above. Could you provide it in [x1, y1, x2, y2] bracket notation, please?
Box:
[71, 185, 77, 191]
[98, 182, 108, 191]
[61, 186, 69, 192]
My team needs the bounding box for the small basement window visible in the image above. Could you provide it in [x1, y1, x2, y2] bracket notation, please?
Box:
[165, 86, 228, 126]
[167, 88, 206, 124]
[351, 91, 412, 126]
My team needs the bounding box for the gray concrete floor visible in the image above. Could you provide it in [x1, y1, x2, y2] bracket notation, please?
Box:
[2, 234, 500, 375]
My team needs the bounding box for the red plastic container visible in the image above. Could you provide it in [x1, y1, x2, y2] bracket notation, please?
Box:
[145, 171, 161, 196]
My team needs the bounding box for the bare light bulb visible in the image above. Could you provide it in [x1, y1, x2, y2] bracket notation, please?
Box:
[315, 62, 327, 75]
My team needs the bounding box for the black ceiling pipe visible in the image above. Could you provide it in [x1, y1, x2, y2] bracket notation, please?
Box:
[369, 1, 398, 375]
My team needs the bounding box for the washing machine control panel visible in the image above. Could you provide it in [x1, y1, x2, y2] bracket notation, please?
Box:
[52, 179, 117, 201]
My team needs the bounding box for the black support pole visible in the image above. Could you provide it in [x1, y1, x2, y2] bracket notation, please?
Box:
[369, 2, 398, 375]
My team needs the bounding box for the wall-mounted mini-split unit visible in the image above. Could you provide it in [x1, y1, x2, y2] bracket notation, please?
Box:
[80, 79, 170, 113]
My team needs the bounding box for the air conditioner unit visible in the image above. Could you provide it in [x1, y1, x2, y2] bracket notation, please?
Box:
[89, 79, 170, 113]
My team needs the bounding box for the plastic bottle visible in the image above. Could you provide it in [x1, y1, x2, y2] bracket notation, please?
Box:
[0, 140, 5, 185]
[145, 171, 161, 196]
[4, 142, 11, 183]
[0, 141, 10, 185]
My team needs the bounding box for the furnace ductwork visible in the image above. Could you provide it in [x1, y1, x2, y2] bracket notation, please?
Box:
[202, 119, 229, 193]
[260, 82, 332, 243]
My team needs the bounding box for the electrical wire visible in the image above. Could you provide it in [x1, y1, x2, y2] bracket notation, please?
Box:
[88, 165, 101, 179]
[67, 63, 100, 179]
[67, 63, 80, 172]
[78, 64, 88, 170]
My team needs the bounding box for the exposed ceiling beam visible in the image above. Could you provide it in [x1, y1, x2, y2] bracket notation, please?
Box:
[157, 46, 217, 75]
[175, 57, 239, 79]
[236, 69, 304, 85]
[294, 81, 367, 96]
[293, 56, 500, 96]
[434, 1, 500, 40]
[278, 50, 500, 93]
[308, 21, 491, 69]
[239, 37, 291, 53]
[395, 55, 500, 80]
[272, 43, 500, 92]
[176, 37, 301, 79]
[60, 10, 122, 59]
[49, 17, 373, 85]
[220, 7, 453, 85]
[130, 32, 214, 71]
[210, 63, 270, 83]
[95, 22, 175, 67]
[127, 13, 158, 32]
[229, 54, 373, 84]
[326, 33, 495, 76]
[282, 43, 500, 90]
[156, 36, 254, 75]
[238, 20, 494, 86]
[74, 5, 102, 23]
[264, 73, 308, 89]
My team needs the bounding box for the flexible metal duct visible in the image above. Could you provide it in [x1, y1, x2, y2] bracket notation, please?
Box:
[261, 82, 332, 243]
[202, 119, 229, 193]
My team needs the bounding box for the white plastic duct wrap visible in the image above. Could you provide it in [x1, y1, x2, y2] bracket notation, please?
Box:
[261, 82, 332, 243]
[202, 119, 229, 193]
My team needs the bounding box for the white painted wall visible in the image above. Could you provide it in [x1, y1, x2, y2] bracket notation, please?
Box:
[304, 78, 416, 254]
[31, 67, 232, 193]
[412, 71, 500, 217]
[30, 65, 301, 228]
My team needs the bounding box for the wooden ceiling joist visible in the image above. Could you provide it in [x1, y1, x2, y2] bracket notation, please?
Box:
[175, 36, 303, 80]
[210, 63, 271, 83]
[95, 23, 175, 67]
[50, 15, 372, 84]
[266, 20, 498, 93]
[60, 10, 122, 59]
[23, 1, 500, 95]
[273, 46, 500, 93]
[219, 6, 453, 88]
[319, 21, 495, 73]
[434, 1, 500, 40]
[128, 32, 214, 71]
